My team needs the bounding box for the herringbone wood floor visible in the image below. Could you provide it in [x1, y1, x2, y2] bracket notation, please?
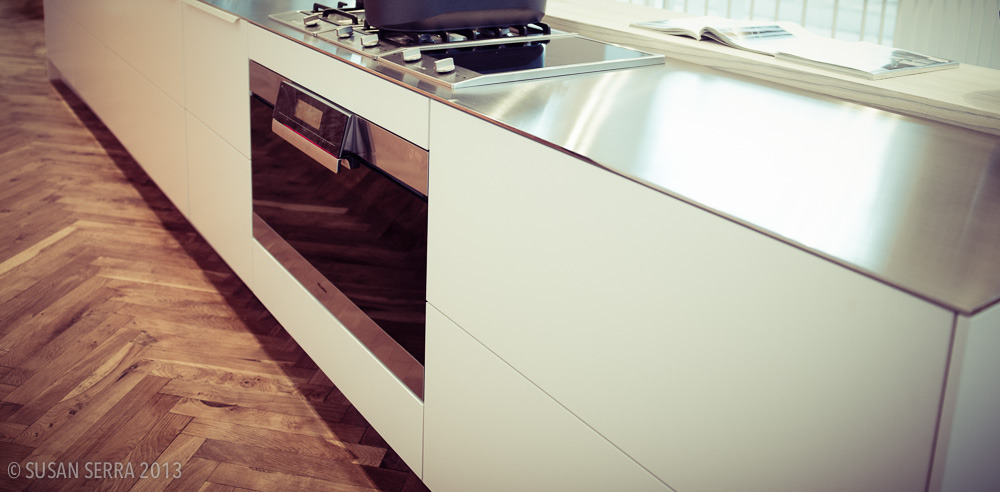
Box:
[0, 1, 427, 490]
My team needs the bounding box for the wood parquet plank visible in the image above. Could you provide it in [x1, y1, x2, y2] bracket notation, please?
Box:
[181, 420, 386, 467]
[1, 311, 135, 405]
[157, 457, 218, 492]
[195, 441, 409, 492]
[0, 224, 76, 277]
[102, 412, 193, 492]
[206, 463, 384, 492]
[169, 398, 366, 443]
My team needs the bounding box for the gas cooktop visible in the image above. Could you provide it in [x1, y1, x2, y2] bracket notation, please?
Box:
[269, 3, 665, 89]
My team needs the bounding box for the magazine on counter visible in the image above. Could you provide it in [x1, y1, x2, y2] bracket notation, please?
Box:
[775, 40, 958, 80]
[630, 16, 808, 55]
[632, 16, 959, 79]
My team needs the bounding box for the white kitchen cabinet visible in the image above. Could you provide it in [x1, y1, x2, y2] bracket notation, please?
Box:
[43, 0, 189, 216]
[185, 114, 251, 283]
[45, 0, 185, 104]
[931, 302, 1000, 492]
[93, 0, 186, 104]
[247, 25, 429, 150]
[250, 242, 424, 476]
[423, 304, 668, 492]
[180, 0, 251, 282]
[42, 0, 83, 86]
[182, 0, 250, 158]
[427, 101, 955, 492]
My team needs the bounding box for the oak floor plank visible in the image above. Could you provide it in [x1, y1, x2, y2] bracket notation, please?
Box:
[130, 318, 303, 364]
[0, 247, 96, 322]
[0, 422, 27, 442]
[0, 224, 75, 275]
[98, 412, 192, 492]
[140, 345, 317, 382]
[0, 260, 102, 336]
[0, 230, 94, 288]
[0, 303, 131, 386]
[208, 463, 384, 492]
[56, 394, 183, 492]
[11, 362, 153, 450]
[105, 279, 253, 321]
[1, 312, 135, 405]
[196, 440, 409, 492]
[196, 482, 252, 492]
[124, 434, 208, 492]
[43, 375, 170, 460]
[181, 419, 386, 467]
[169, 398, 366, 444]
[159, 458, 218, 492]
[0, 275, 114, 368]
[147, 359, 329, 401]
[158, 378, 348, 423]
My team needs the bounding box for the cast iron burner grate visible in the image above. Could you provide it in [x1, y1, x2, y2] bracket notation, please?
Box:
[309, 2, 366, 26]
[377, 22, 552, 47]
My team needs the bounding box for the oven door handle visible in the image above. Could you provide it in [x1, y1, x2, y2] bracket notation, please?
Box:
[271, 119, 349, 173]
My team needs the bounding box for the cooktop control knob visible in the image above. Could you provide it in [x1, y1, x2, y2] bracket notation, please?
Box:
[361, 34, 379, 47]
[336, 25, 353, 38]
[402, 48, 421, 62]
[434, 58, 456, 74]
[303, 12, 321, 27]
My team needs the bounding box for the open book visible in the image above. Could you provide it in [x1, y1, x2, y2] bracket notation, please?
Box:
[631, 16, 808, 56]
[632, 16, 958, 79]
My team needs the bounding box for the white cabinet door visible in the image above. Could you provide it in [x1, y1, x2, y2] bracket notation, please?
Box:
[186, 114, 251, 283]
[427, 101, 954, 492]
[181, 0, 252, 281]
[423, 304, 668, 492]
[44, 0, 188, 216]
[83, 0, 185, 104]
[931, 302, 1000, 492]
[182, 0, 250, 158]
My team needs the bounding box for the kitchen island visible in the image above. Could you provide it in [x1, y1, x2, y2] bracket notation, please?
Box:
[42, 0, 1000, 490]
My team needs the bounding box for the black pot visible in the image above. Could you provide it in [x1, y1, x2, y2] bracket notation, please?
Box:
[365, 0, 547, 32]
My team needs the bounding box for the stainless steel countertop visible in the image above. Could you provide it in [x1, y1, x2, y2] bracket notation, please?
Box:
[206, 0, 1000, 315]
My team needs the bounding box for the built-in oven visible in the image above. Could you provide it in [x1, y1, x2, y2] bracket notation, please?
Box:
[249, 61, 428, 399]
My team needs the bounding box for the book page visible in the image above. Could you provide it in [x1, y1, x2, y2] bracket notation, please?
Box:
[705, 22, 807, 55]
[777, 39, 958, 78]
[631, 16, 732, 39]
[632, 16, 815, 55]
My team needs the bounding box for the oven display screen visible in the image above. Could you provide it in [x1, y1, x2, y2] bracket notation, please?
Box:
[294, 99, 324, 130]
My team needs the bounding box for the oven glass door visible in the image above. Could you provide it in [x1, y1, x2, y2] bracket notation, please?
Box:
[250, 87, 428, 397]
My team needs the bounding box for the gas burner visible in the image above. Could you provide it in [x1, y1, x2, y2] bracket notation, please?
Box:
[377, 22, 552, 48]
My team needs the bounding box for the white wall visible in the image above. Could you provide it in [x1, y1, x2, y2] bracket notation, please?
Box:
[895, 0, 1000, 69]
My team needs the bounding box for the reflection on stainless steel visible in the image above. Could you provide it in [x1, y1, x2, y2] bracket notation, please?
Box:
[211, 0, 1000, 314]
[375, 35, 663, 89]
[254, 216, 425, 397]
[452, 68, 1000, 314]
[271, 120, 346, 173]
[350, 120, 430, 195]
